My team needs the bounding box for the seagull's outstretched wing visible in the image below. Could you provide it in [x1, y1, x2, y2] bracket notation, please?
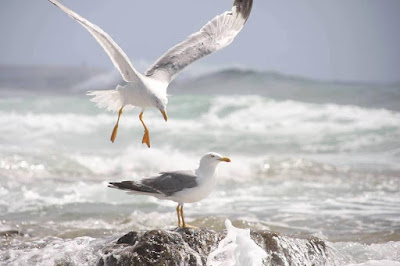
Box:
[48, 0, 142, 83]
[145, 0, 253, 84]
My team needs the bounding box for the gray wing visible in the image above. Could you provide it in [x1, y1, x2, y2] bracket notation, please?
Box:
[141, 170, 198, 196]
[48, 0, 142, 83]
[145, 0, 253, 84]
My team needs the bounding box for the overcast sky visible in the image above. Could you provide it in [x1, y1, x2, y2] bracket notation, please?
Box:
[0, 0, 399, 83]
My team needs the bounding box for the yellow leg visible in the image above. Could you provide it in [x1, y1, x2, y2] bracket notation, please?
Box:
[110, 108, 123, 143]
[180, 205, 198, 229]
[180, 205, 186, 228]
[139, 111, 151, 148]
[176, 204, 182, 228]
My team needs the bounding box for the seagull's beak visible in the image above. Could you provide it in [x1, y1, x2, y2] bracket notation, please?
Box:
[219, 157, 231, 163]
[161, 110, 168, 122]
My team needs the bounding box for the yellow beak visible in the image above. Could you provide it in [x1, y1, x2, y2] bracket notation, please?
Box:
[161, 110, 168, 122]
[219, 157, 231, 163]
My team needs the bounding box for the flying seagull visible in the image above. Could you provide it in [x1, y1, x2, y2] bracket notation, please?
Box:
[108, 152, 231, 228]
[48, 0, 253, 147]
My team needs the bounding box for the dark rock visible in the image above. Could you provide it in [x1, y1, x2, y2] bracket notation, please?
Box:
[98, 228, 331, 266]
[117, 231, 140, 245]
[0, 230, 23, 238]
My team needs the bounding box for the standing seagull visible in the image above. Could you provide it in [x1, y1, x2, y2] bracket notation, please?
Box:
[48, 0, 253, 147]
[109, 152, 231, 228]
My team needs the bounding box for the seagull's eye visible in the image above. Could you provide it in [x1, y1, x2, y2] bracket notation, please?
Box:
[211, 155, 215, 158]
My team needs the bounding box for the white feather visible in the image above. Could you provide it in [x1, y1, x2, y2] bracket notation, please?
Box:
[87, 90, 122, 112]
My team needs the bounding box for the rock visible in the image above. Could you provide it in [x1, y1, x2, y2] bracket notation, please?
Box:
[0, 230, 23, 238]
[97, 228, 330, 266]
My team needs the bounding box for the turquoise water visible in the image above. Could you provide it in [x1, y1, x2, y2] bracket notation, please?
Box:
[0, 94, 399, 265]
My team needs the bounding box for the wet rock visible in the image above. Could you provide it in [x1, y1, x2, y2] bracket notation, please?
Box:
[98, 228, 330, 266]
[0, 230, 23, 238]
[252, 231, 328, 265]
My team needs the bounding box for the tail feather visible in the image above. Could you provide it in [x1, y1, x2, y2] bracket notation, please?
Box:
[87, 86, 123, 112]
[108, 181, 159, 195]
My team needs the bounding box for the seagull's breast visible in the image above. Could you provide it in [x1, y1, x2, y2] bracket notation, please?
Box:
[171, 171, 217, 204]
[119, 82, 154, 108]
[119, 77, 168, 108]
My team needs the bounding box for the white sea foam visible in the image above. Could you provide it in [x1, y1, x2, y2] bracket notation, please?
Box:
[332, 241, 400, 265]
[346, 261, 400, 266]
[48, 211, 177, 233]
[205, 96, 400, 133]
[1, 237, 107, 266]
[346, 260, 400, 266]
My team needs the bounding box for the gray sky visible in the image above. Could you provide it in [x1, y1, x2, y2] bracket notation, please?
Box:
[1, 0, 399, 83]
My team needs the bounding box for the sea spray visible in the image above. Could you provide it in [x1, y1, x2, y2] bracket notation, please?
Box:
[207, 220, 268, 266]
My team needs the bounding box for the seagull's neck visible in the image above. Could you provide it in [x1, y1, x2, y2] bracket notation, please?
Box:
[196, 163, 218, 178]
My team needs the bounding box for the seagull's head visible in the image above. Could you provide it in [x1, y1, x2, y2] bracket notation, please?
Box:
[199, 152, 231, 168]
[154, 96, 168, 122]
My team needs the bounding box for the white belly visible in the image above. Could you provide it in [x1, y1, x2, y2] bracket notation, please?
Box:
[169, 175, 217, 204]
[119, 83, 155, 108]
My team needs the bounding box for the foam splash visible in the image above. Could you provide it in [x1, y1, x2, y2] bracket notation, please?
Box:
[207, 220, 268, 266]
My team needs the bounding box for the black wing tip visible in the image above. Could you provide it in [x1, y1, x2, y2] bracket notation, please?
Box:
[108, 182, 118, 188]
[108, 181, 128, 186]
[233, 0, 253, 22]
[108, 181, 159, 194]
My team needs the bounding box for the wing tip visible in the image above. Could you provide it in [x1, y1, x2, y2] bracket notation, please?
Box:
[48, 0, 59, 7]
[108, 182, 118, 188]
[233, 0, 253, 22]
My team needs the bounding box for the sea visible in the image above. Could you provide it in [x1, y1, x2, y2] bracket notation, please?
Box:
[0, 66, 399, 265]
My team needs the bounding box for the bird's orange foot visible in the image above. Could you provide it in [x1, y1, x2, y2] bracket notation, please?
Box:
[111, 108, 123, 143]
[142, 130, 151, 148]
[182, 223, 198, 229]
[110, 124, 119, 143]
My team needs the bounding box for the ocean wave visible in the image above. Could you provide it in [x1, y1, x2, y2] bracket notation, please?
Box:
[1, 141, 399, 190]
[172, 68, 400, 112]
[1, 95, 399, 155]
